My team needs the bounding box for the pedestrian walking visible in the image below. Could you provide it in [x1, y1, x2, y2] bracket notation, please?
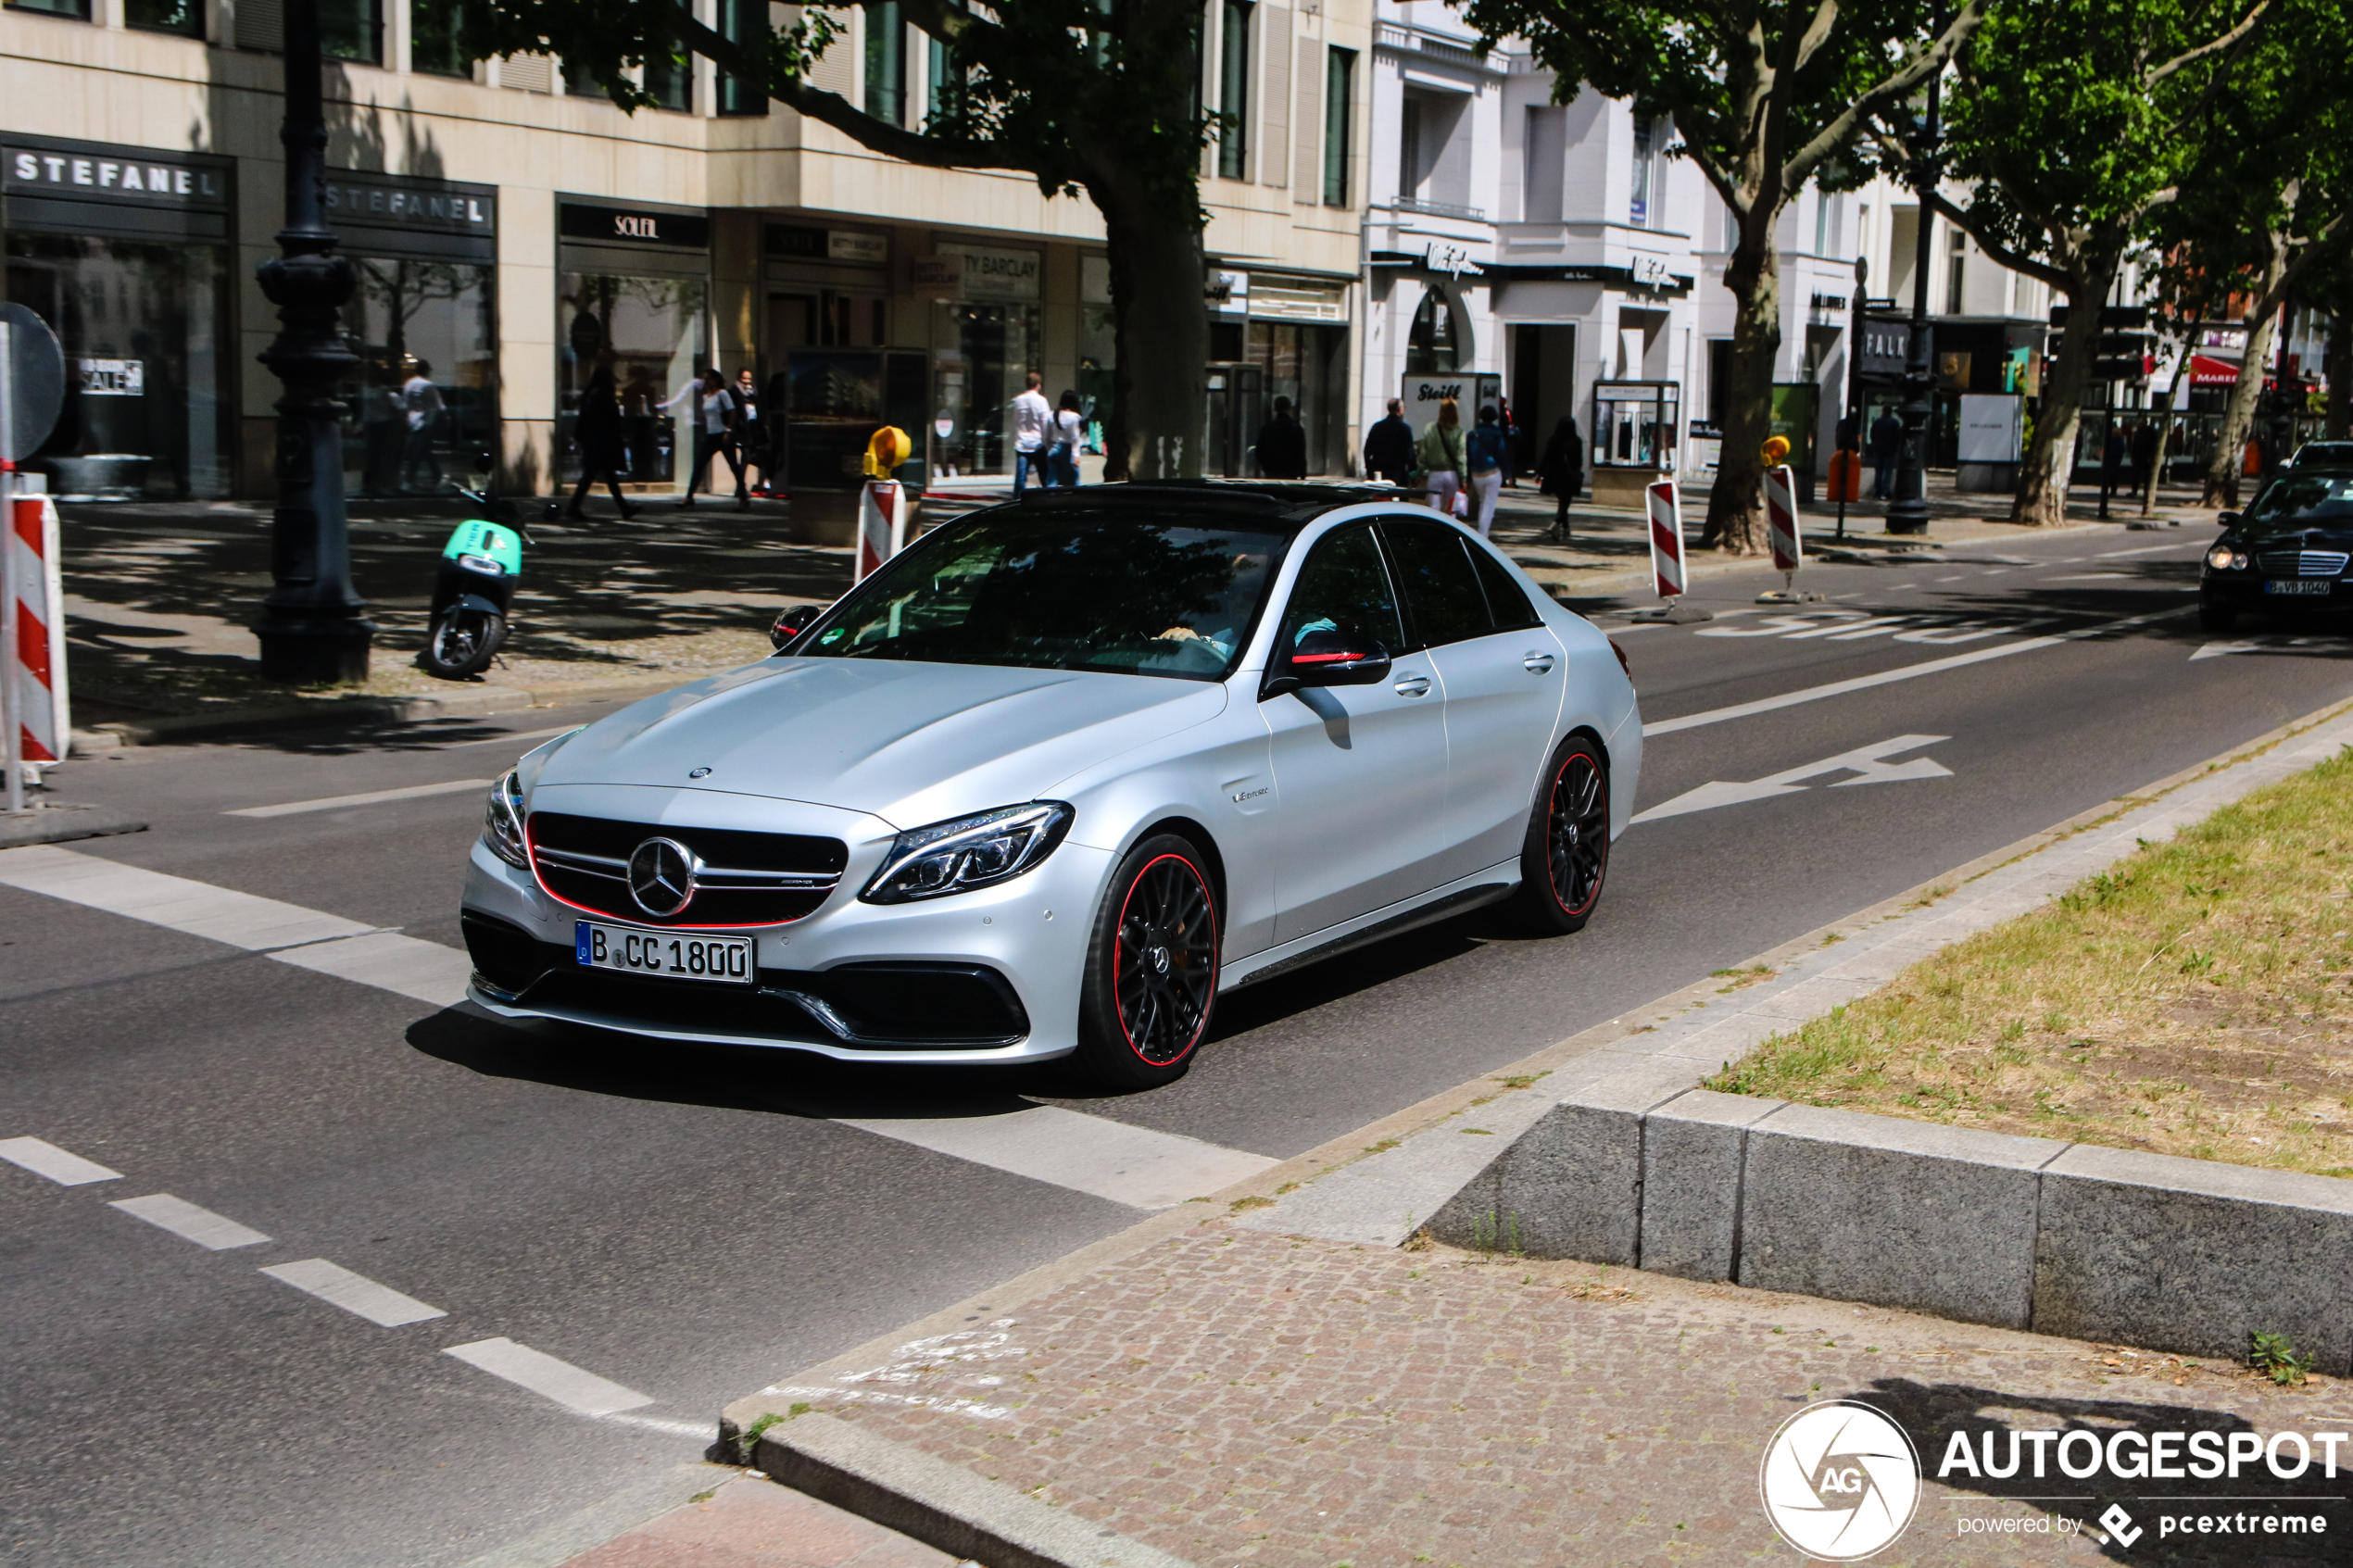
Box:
[1416, 398, 1466, 520]
[1869, 408, 1903, 500]
[1051, 390, 1085, 486]
[1538, 416, 1584, 540]
[1012, 370, 1052, 492]
[620, 364, 660, 480]
[565, 369, 637, 521]
[1254, 396, 1308, 480]
[1363, 398, 1415, 486]
[1497, 395, 1521, 487]
[2098, 422, 2129, 519]
[2132, 419, 2159, 496]
[660, 367, 748, 508]
[399, 358, 446, 494]
[733, 368, 767, 496]
[1466, 405, 1508, 537]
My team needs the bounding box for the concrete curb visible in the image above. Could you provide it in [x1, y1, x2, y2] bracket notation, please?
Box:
[744, 1411, 1199, 1568]
[69, 671, 688, 752]
[0, 802, 148, 847]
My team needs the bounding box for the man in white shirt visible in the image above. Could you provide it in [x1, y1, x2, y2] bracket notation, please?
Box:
[399, 359, 447, 493]
[1011, 370, 1051, 493]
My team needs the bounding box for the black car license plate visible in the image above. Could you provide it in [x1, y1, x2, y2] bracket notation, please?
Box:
[575, 921, 754, 984]
[2264, 580, 2333, 596]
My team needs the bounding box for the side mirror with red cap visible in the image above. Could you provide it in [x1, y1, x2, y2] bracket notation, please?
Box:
[1261, 627, 1392, 700]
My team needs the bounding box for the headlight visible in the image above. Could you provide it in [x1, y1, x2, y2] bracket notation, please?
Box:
[482, 771, 528, 868]
[861, 801, 1074, 904]
[2206, 546, 2248, 571]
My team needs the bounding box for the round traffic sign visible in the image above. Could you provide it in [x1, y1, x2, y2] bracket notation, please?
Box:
[0, 302, 66, 461]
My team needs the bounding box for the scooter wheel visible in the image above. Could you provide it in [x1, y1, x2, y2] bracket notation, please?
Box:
[421, 608, 506, 680]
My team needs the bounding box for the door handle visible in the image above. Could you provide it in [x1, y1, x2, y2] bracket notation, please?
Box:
[1523, 653, 1556, 673]
[1393, 674, 1432, 697]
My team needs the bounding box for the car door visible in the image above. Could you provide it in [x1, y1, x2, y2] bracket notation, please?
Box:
[1260, 521, 1453, 941]
[1378, 516, 1566, 880]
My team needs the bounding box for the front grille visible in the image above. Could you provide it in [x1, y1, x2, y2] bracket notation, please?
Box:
[2255, 549, 2349, 578]
[527, 810, 848, 928]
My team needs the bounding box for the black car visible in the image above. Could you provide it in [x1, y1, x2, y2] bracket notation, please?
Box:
[2199, 465, 2353, 633]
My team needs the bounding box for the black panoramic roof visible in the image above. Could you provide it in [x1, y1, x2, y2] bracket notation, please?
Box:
[1012, 479, 1410, 524]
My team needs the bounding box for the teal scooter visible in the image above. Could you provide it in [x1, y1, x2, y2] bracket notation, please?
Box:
[421, 456, 550, 680]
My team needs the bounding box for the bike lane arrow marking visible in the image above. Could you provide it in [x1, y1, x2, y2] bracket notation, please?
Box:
[1631, 734, 1953, 823]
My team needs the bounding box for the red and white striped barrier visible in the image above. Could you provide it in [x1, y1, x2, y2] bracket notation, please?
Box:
[1646, 478, 1686, 600]
[5, 475, 68, 771]
[1764, 464, 1804, 572]
[854, 479, 904, 583]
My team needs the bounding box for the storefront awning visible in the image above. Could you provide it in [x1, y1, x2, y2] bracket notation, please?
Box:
[2186, 354, 2244, 386]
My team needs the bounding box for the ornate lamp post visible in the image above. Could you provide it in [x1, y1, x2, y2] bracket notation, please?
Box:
[251, 0, 373, 684]
[1886, 54, 1943, 537]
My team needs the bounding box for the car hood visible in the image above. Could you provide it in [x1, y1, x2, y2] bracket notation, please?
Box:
[535, 658, 1227, 827]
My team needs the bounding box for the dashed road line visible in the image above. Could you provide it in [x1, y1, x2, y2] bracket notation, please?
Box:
[226, 778, 493, 818]
[109, 1193, 271, 1249]
[0, 1135, 122, 1185]
[261, 1258, 449, 1326]
[272, 930, 476, 1007]
[833, 1105, 1280, 1211]
[0, 846, 371, 949]
[444, 1337, 653, 1415]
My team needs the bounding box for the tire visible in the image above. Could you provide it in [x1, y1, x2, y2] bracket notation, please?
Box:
[1511, 734, 1610, 935]
[421, 608, 505, 679]
[2197, 594, 2237, 633]
[1073, 834, 1219, 1090]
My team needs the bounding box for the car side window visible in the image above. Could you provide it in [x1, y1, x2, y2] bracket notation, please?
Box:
[1379, 517, 1492, 649]
[1466, 540, 1545, 631]
[1276, 523, 1405, 659]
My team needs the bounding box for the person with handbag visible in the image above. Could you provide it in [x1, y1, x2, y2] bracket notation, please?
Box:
[660, 367, 748, 509]
[1539, 417, 1584, 540]
[1416, 398, 1466, 519]
[1466, 405, 1509, 537]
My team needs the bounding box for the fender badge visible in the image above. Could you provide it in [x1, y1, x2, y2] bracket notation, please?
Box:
[688, 767, 712, 779]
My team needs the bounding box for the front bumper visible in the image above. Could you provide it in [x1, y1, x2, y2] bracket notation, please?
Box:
[459, 832, 1108, 1065]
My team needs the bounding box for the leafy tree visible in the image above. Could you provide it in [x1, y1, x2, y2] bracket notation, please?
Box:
[469, 0, 1214, 480]
[1456, 0, 1984, 552]
[1900, 0, 2276, 525]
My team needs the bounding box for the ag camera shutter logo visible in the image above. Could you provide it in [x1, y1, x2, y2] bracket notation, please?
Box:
[1759, 1399, 1922, 1560]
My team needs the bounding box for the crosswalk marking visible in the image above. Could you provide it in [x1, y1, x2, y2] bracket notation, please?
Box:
[261, 1258, 448, 1326]
[833, 1106, 1278, 1210]
[109, 1193, 271, 1249]
[444, 1337, 653, 1415]
[226, 778, 493, 819]
[271, 931, 477, 1007]
[0, 845, 372, 950]
[0, 1135, 122, 1185]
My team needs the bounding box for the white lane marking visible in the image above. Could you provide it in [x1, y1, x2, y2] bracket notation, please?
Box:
[271, 931, 475, 1007]
[109, 1193, 271, 1249]
[1933, 573, 1966, 582]
[600, 1411, 713, 1439]
[2047, 572, 2133, 582]
[226, 778, 492, 819]
[449, 723, 582, 748]
[261, 1258, 448, 1326]
[1632, 735, 1951, 823]
[1642, 604, 2196, 736]
[833, 1105, 1279, 1210]
[2191, 634, 2324, 661]
[2098, 542, 2199, 558]
[0, 852, 1283, 1205]
[0, 846, 373, 950]
[0, 1135, 122, 1185]
[444, 1337, 653, 1415]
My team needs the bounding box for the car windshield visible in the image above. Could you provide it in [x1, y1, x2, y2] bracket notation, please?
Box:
[796, 509, 1291, 680]
[2245, 473, 2353, 524]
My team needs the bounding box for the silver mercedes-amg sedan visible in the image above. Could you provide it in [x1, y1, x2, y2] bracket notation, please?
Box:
[459, 483, 1642, 1087]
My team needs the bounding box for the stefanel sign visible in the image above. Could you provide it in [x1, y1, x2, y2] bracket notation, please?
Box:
[6, 145, 225, 207]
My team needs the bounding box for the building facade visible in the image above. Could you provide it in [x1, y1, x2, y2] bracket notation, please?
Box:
[1, 0, 1373, 502]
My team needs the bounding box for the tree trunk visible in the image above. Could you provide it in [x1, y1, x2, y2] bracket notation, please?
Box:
[2328, 302, 2350, 441]
[1703, 239, 1780, 553]
[1088, 179, 1207, 483]
[2013, 267, 2114, 525]
[2139, 355, 2179, 516]
[2201, 295, 2283, 508]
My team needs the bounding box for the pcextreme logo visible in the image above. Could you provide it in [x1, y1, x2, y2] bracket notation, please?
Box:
[1758, 1399, 1923, 1561]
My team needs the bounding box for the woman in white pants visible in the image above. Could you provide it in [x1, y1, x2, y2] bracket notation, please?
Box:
[1416, 399, 1466, 519]
[1466, 405, 1509, 536]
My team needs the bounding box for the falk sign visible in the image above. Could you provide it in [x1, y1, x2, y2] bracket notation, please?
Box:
[1401, 373, 1504, 428]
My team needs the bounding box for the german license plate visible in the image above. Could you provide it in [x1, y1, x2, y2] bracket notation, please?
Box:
[2265, 579, 2333, 596]
[575, 921, 754, 984]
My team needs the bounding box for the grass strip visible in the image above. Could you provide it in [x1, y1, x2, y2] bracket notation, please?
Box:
[1711, 744, 2353, 1176]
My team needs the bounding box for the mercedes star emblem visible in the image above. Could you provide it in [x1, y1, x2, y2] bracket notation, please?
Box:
[626, 837, 698, 918]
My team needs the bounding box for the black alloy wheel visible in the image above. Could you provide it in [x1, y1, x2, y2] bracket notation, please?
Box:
[1076, 834, 1219, 1089]
[1514, 734, 1609, 935]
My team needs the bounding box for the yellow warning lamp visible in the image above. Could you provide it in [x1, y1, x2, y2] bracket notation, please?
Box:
[1760, 435, 1791, 467]
[864, 425, 911, 478]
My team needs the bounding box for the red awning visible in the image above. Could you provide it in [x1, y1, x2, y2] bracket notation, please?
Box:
[2187, 354, 2244, 386]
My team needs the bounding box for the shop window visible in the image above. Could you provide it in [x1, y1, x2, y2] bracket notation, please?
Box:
[1216, 0, 1251, 181]
[1945, 226, 1967, 315]
[124, 0, 203, 38]
[643, 0, 693, 110]
[411, 0, 470, 77]
[321, 0, 381, 64]
[6, 235, 232, 499]
[1629, 116, 1656, 228]
[930, 302, 1039, 478]
[926, 6, 968, 130]
[864, 0, 904, 126]
[1321, 46, 1353, 207]
[339, 258, 497, 499]
[559, 271, 710, 485]
[718, 0, 769, 115]
[4, 0, 90, 20]
[1405, 287, 1461, 375]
